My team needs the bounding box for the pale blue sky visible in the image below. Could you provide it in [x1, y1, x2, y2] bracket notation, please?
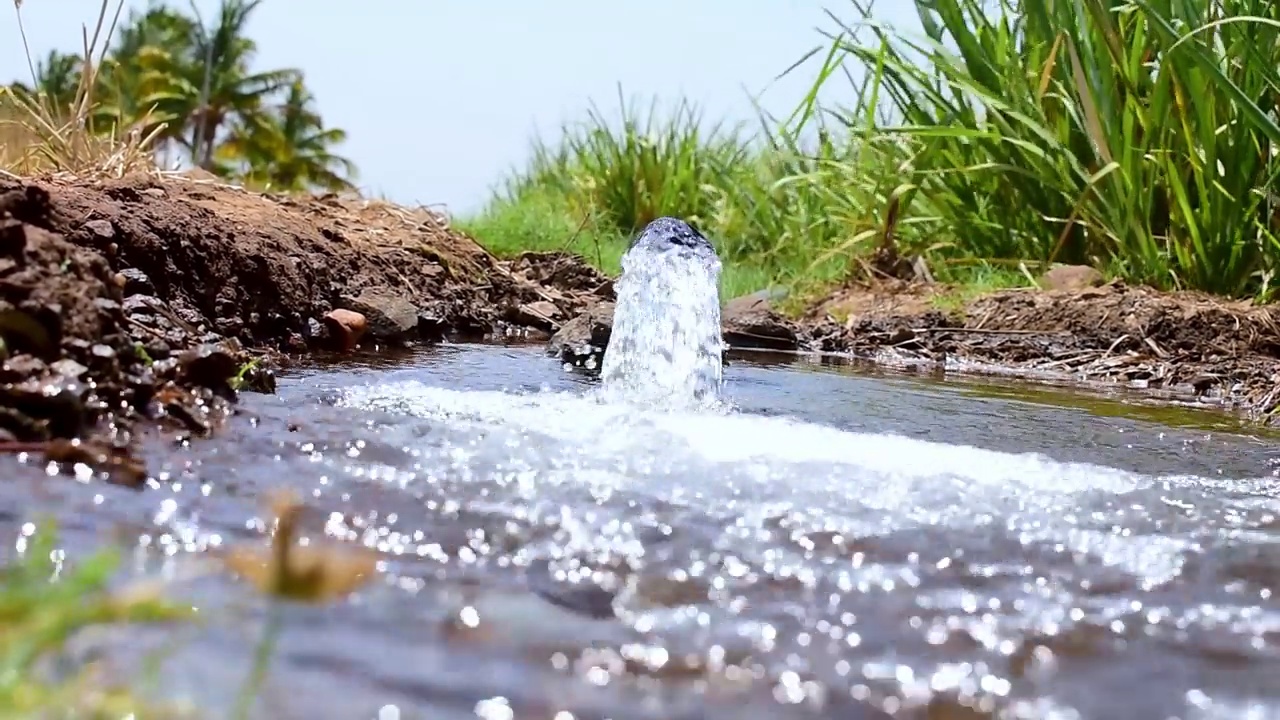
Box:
[1, 1, 922, 214]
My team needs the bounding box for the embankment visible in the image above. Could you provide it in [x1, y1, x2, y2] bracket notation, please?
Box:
[0, 173, 612, 481]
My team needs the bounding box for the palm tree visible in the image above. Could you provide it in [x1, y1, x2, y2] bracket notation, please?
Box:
[9, 50, 83, 119]
[94, 5, 196, 156]
[219, 79, 357, 192]
[179, 0, 299, 170]
[7, 0, 357, 185]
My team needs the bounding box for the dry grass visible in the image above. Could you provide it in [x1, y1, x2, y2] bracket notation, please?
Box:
[0, 0, 165, 180]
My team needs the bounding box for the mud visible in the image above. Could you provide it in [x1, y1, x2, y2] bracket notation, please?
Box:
[0, 174, 610, 473]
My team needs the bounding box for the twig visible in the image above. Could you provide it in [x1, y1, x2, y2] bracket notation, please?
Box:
[913, 327, 1068, 336]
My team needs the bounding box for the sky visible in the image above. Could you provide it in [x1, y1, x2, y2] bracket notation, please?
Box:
[0, 1, 923, 216]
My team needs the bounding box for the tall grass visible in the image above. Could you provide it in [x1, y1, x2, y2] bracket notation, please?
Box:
[795, 0, 1280, 298]
[468, 0, 1280, 302]
[464, 86, 926, 300]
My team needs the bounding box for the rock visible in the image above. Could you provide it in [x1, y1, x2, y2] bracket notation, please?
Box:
[82, 219, 114, 243]
[49, 358, 89, 380]
[510, 300, 562, 331]
[177, 342, 239, 391]
[340, 287, 419, 341]
[721, 289, 799, 351]
[0, 377, 88, 439]
[1041, 264, 1104, 291]
[116, 267, 154, 296]
[321, 309, 367, 351]
[1, 354, 45, 381]
[546, 301, 615, 366]
[122, 294, 161, 316]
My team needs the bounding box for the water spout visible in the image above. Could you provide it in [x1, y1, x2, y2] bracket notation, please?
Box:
[599, 217, 724, 408]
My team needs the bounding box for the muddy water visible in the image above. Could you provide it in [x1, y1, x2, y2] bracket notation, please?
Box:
[6, 344, 1280, 720]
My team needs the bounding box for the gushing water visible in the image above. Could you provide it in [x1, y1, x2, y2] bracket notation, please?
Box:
[599, 217, 725, 408]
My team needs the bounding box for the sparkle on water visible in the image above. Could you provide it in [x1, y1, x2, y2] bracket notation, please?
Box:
[600, 217, 725, 409]
[5, 244, 1280, 717]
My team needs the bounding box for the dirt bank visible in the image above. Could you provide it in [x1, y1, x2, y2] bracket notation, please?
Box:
[803, 278, 1280, 418]
[0, 173, 611, 480]
[551, 275, 1280, 424]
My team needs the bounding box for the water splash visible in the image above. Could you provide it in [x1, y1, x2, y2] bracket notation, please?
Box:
[599, 217, 724, 409]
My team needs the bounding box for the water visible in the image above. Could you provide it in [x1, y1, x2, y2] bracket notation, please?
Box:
[600, 217, 725, 408]
[5, 344, 1280, 719]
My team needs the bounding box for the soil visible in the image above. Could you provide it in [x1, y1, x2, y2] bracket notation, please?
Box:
[801, 277, 1280, 421]
[0, 173, 612, 483]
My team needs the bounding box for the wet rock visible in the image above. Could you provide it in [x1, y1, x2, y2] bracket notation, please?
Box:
[721, 288, 798, 351]
[235, 364, 277, 394]
[177, 343, 239, 391]
[321, 308, 368, 351]
[122, 294, 161, 316]
[512, 300, 562, 331]
[0, 378, 88, 439]
[1041, 264, 1105, 291]
[0, 354, 45, 382]
[90, 344, 116, 361]
[546, 301, 615, 366]
[49, 358, 89, 380]
[340, 287, 419, 341]
[113, 267, 156, 295]
[42, 437, 147, 488]
[417, 312, 447, 342]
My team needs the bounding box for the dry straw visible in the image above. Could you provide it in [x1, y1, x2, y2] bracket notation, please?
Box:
[1, 0, 167, 179]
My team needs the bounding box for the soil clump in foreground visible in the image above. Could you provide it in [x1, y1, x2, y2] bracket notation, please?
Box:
[0, 174, 611, 484]
[552, 273, 1280, 424]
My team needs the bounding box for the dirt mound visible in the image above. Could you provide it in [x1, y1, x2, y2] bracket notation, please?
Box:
[806, 279, 1280, 420]
[0, 174, 610, 476]
[2, 174, 603, 350]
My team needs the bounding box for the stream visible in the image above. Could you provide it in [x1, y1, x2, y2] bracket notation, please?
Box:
[5, 343, 1280, 720]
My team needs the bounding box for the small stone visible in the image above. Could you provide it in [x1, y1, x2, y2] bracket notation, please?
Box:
[177, 343, 239, 390]
[322, 309, 367, 351]
[116, 268, 154, 296]
[83, 219, 114, 242]
[123, 295, 161, 315]
[546, 302, 615, 367]
[340, 287, 419, 341]
[92, 297, 122, 316]
[50, 358, 89, 379]
[90, 344, 116, 360]
[2, 354, 46, 379]
[1040, 264, 1105, 291]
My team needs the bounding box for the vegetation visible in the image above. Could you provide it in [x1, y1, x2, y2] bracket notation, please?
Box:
[463, 0, 1280, 304]
[0, 521, 193, 718]
[1, 0, 356, 192]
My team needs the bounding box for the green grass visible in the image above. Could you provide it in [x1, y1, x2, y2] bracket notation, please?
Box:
[0, 521, 194, 718]
[463, 0, 1280, 308]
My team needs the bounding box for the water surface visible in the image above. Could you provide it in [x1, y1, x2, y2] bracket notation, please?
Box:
[4, 344, 1280, 720]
